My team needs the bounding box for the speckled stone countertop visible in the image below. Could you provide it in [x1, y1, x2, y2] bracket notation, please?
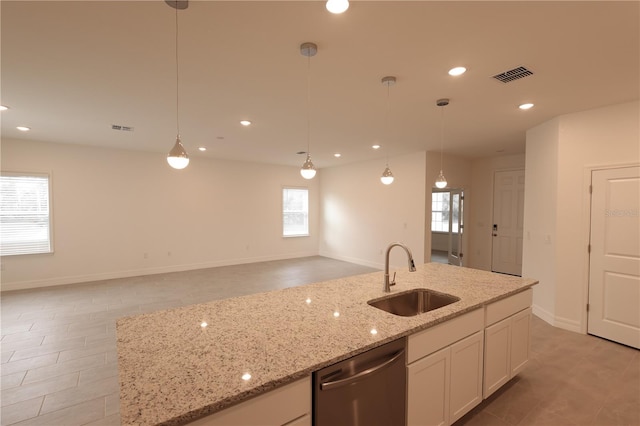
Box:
[116, 263, 537, 426]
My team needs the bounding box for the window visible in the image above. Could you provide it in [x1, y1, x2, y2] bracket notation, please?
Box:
[283, 187, 309, 237]
[432, 191, 462, 233]
[431, 191, 450, 232]
[0, 173, 52, 256]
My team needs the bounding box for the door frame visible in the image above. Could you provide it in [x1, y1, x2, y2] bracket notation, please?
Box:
[581, 162, 640, 335]
[430, 188, 465, 265]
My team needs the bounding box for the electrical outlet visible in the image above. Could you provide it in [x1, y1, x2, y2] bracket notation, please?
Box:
[143, 252, 148, 259]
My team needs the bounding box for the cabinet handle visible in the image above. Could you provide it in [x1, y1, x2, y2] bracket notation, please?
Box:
[320, 350, 404, 391]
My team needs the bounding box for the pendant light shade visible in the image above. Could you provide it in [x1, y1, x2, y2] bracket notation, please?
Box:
[166, 0, 189, 170]
[434, 98, 449, 188]
[300, 42, 318, 180]
[167, 135, 189, 169]
[301, 153, 316, 179]
[381, 166, 394, 185]
[326, 0, 349, 14]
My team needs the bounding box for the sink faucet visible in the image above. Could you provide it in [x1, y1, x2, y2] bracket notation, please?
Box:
[384, 242, 417, 292]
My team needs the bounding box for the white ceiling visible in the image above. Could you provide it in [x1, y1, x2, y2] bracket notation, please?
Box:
[2, 1, 638, 169]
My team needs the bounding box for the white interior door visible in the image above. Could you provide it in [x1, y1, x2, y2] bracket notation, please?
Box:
[448, 189, 464, 266]
[491, 170, 525, 276]
[588, 166, 640, 349]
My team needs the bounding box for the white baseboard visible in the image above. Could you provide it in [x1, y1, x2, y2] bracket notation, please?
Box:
[0, 251, 319, 292]
[318, 252, 383, 271]
[532, 304, 555, 325]
[553, 315, 582, 333]
[532, 303, 583, 333]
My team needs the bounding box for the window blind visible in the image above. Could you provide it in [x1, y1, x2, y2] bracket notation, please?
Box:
[0, 173, 52, 256]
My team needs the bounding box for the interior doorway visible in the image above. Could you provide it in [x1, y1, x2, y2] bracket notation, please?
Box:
[491, 169, 525, 276]
[431, 189, 464, 266]
[588, 166, 640, 349]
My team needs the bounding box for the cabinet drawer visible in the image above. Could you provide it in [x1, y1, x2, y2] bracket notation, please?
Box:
[408, 309, 483, 364]
[485, 289, 532, 326]
[187, 377, 311, 425]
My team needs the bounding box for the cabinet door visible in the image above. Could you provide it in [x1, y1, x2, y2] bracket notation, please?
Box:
[483, 317, 511, 398]
[510, 308, 531, 376]
[407, 346, 450, 426]
[449, 331, 484, 423]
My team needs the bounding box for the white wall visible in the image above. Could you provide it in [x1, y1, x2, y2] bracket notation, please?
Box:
[467, 154, 526, 271]
[523, 100, 640, 332]
[1, 139, 320, 290]
[319, 152, 426, 270]
[522, 119, 560, 325]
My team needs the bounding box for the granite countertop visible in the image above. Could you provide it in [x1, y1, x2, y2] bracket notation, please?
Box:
[116, 263, 538, 426]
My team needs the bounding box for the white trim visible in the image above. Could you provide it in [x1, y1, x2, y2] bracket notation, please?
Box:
[318, 251, 383, 271]
[0, 251, 319, 292]
[554, 315, 582, 333]
[532, 304, 581, 333]
[532, 303, 555, 326]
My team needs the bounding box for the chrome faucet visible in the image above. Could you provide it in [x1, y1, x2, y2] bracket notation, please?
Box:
[384, 242, 417, 292]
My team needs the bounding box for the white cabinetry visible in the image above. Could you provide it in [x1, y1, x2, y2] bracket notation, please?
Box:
[407, 309, 484, 426]
[449, 331, 484, 423]
[187, 377, 311, 426]
[483, 289, 532, 399]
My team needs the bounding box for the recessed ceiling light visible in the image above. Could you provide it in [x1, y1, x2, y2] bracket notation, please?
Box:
[0, 105, 9, 111]
[519, 103, 534, 110]
[372, 144, 381, 150]
[240, 120, 251, 126]
[334, 153, 341, 158]
[16, 126, 30, 132]
[448, 66, 467, 76]
[198, 147, 207, 152]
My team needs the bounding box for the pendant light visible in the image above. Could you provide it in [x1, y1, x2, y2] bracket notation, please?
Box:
[166, 0, 189, 170]
[300, 42, 317, 180]
[380, 76, 396, 185]
[326, 0, 349, 14]
[435, 98, 449, 189]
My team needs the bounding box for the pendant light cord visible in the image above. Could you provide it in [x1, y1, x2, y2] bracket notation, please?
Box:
[175, 1, 180, 137]
[306, 49, 311, 156]
[385, 80, 390, 166]
[439, 105, 444, 171]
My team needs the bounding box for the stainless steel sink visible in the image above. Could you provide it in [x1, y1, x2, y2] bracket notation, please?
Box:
[368, 289, 460, 317]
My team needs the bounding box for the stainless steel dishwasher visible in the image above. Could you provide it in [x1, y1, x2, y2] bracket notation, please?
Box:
[313, 338, 406, 426]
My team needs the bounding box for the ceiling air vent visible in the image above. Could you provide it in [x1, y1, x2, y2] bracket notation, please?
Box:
[492, 66, 533, 83]
[111, 124, 134, 132]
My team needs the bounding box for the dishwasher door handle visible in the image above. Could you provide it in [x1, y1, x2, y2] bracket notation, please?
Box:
[320, 349, 404, 391]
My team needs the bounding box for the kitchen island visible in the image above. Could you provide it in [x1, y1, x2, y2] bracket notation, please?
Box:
[116, 263, 537, 426]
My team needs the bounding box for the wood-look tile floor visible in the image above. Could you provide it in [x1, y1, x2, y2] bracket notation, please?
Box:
[1, 257, 638, 426]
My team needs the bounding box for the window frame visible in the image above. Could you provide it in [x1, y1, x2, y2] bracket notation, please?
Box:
[282, 186, 309, 238]
[0, 171, 54, 257]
